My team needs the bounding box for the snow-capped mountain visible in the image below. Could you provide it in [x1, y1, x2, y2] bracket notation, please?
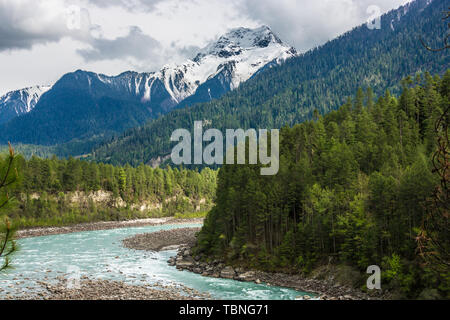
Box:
[177, 26, 297, 109]
[0, 26, 297, 145]
[192, 26, 296, 89]
[50, 25, 297, 113]
[0, 85, 51, 124]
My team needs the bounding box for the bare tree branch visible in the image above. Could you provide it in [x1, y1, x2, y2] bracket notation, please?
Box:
[421, 8, 450, 52]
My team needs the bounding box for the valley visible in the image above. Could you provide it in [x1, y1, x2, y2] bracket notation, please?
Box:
[0, 0, 448, 303]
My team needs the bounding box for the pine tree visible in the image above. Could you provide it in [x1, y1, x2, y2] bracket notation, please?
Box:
[0, 143, 19, 271]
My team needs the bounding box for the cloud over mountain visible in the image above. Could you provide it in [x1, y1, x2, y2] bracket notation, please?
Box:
[77, 26, 163, 63]
[0, 0, 413, 95]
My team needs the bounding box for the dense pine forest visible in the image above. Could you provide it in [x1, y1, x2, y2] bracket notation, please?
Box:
[194, 71, 450, 299]
[0, 155, 217, 227]
[92, 0, 449, 166]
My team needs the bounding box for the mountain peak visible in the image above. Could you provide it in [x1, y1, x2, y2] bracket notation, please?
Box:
[194, 26, 290, 62]
[225, 25, 283, 47]
[0, 25, 297, 135]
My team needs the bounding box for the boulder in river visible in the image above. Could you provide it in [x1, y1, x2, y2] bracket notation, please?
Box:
[237, 271, 256, 282]
[220, 266, 236, 279]
[177, 256, 195, 268]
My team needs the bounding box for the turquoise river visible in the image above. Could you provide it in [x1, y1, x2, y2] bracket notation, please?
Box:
[0, 223, 312, 300]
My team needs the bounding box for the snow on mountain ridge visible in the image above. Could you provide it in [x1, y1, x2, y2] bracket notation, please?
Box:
[154, 25, 297, 102]
[0, 85, 51, 124]
[195, 25, 284, 60]
[72, 25, 296, 107]
[0, 26, 297, 124]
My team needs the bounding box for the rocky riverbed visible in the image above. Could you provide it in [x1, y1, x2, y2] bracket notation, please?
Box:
[16, 218, 204, 239]
[12, 278, 210, 300]
[123, 227, 200, 252]
[169, 246, 382, 300]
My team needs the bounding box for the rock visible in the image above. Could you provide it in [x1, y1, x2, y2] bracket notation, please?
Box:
[193, 268, 202, 274]
[255, 279, 261, 284]
[161, 245, 182, 251]
[177, 259, 194, 268]
[238, 271, 256, 281]
[35, 279, 209, 300]
[220, 266, 236, 279]
[123, 228, 200, 252]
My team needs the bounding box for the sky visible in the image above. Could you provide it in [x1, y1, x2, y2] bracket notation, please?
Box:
[0, 0, 413, 95]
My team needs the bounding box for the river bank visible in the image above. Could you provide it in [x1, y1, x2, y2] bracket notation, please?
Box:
[170, 245, 383, 300]
[15, 217, 204, 239]
[6, 278, 210, 300]
[122, 227, 382, 300]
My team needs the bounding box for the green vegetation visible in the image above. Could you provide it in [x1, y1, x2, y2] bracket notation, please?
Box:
[0, 136, 109, 160]
[0, 144, 19, 271]
[92, 0, 449, 166]
[1, 155, 217, 227]
[174, 211, 209, 220]
[194, 72, 450, 299]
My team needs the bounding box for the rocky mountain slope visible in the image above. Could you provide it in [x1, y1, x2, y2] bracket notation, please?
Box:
[0, 85, 51, 125]
[0, 26, 296, 145]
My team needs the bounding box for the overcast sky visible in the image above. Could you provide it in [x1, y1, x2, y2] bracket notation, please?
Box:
[0, 0, 413, 95]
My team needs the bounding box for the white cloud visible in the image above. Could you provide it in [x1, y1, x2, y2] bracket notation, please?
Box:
[78, 26, 161, 62]
[236, 0, 413, 51]
[84, 0, 165, 12]
[0, 0, 95, 51]
[0, 0, 413, 95]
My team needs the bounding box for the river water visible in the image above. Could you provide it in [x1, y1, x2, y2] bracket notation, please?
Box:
[0, 223, 311, 300]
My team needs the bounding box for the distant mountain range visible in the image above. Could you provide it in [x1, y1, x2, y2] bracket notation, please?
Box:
[90, 0, 449, 166]
[0, 26, 296, 145]
[1, 0, 447, 166]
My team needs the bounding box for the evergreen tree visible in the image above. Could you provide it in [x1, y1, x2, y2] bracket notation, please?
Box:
[0, 143, 19, 271]
[194, 75, 450, 298]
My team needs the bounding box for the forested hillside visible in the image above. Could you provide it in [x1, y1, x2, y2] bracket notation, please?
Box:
[194, 71, 450, 299]
[1, 155, 217, 227]
[93, 0, 449, 166]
